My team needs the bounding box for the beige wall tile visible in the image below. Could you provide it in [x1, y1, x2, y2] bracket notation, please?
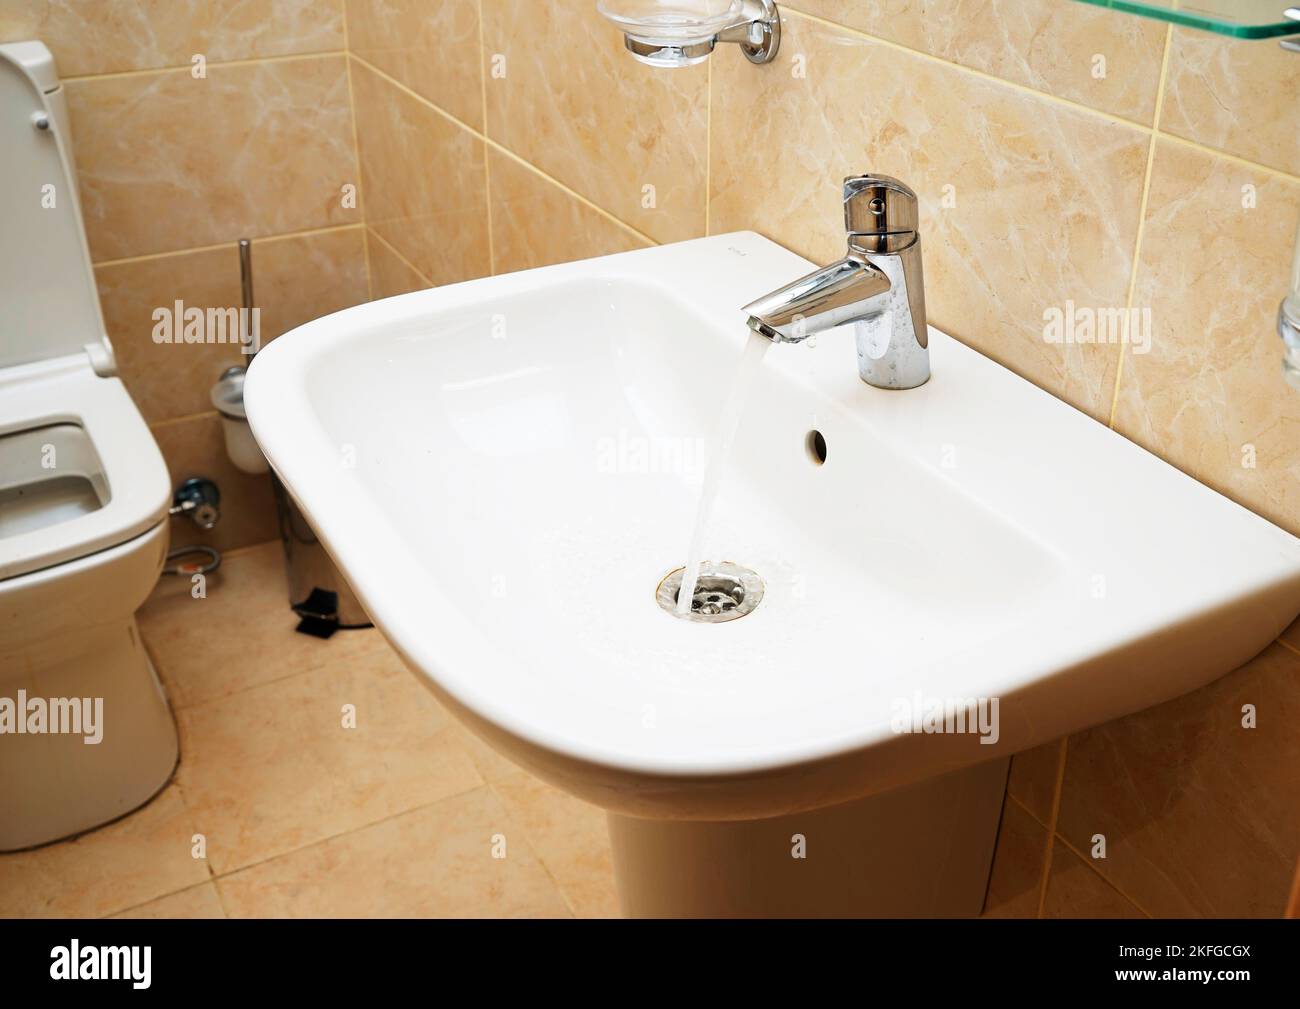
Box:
[96, 245, 244, 424]
[0, 787, 208, 918]
[175, 652, 482, 873]
[66, 55, 359, 261]
[351, 58, 491, 285]
[489, 151, 650, 275]
[150, 412, 279, 553]
[111, 881, 226, 918]
[365, 228, 429, 299]
[217, 787, 571, 917]
[1161, 28, 1300, 176]
[0, 0, 343, 77]
[1058, 643, 1300, 917]
[1007, 739, 1062, 825]
[788, 0, 1166, 123]
[254, 227, 371, 341]
[345, 0, 483, 129]
[1114, 140, 1300, 537]
[481, 0, 707, 244]
[711, 15, 1146, 421]
[139, 542, 391, 709]
[491, 770, 619, 918]
[1041, 841, 1144, 918]
[982, 797, 1047, 918]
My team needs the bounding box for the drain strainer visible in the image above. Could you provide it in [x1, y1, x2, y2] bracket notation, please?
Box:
[656, 561, 764, 623]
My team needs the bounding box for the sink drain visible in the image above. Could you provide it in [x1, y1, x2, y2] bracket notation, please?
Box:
[656, 562, 764, 623]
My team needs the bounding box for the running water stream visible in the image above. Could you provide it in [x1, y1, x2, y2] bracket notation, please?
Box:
[675, 329, 772, 614]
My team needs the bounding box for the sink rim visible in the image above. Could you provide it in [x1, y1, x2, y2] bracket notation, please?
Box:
[245, 231, 1300, 788]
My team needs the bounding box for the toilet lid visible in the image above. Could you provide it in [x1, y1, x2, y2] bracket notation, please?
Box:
[0, 42, 109, 370]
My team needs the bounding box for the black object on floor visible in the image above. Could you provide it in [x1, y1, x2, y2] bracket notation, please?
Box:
[293, 587, 340, 638]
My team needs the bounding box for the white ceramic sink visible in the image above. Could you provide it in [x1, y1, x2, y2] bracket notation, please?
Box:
[246, 232, 1300, 916]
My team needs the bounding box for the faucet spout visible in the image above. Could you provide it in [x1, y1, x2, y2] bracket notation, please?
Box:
[743, 256, 890, 343]
[740, 173, 931, 390]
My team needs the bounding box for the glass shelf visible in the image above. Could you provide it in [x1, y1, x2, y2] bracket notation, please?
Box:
[1072, 1, 1300, 38]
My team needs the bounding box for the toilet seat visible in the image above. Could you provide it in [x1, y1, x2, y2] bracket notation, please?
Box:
[0, 353, 170, 581]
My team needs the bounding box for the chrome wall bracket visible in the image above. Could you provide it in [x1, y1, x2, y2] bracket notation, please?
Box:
[600, 0, 780, 69]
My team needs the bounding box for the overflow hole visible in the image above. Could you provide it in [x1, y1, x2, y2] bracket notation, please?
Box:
[806, 430, 827, 466]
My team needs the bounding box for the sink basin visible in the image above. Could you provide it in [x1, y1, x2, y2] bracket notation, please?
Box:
[246, 231, 1300, 916]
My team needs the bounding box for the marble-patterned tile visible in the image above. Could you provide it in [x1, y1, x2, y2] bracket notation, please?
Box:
[351, 57, 492, 285]
[66, 55, 359, 262]
[1161, 27, 1300, 177]
[175, 650, 482, 874]
[217, 787, 571, 917]
[345, 0, 483, 129]
[0, 787, 209, 918]
[138, 542, 390, 709]
[253, 227, 371, 341]
[491, 770, 619, 918]
[489, 151, 650, 275]
[1041, 841, 1144, 918]
[712, 15, 1147, 421]
[788, 0, 1166, 123]
[149, 413, 279, 554]
[365, 229, 429, 299]
[1058, 643, 1300, 918]
[1114, 140, 1300, 538]
[1007, 739, 1062, 826]
[0, 0, 344, 77]
[111, 882, 226, 919]
[981, 796, 1047, 918]
[481, 0, 707, 244]
[95, 245, 244, 425]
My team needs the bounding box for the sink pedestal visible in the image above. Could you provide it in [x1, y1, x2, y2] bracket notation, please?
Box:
[607, 757, 1009, 918]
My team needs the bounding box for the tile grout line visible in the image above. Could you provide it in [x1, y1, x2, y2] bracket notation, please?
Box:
[476, 1, 497, 276]
[484, 779, 582, 919]
[365, 226, 436, 289]
[340, 11, 374, 304]
[60, 48, 347, 83]
[1052, 832, 1154, 918]
[206, 776, 489, 888]
[348, 54, 659, 249]
[781, 6, 1300, 187]
[93, 222, 366, 270]
[1034, 738, 1069, 918]
[1109, 23, 1173, 431]
[782, 6, 1155, 133]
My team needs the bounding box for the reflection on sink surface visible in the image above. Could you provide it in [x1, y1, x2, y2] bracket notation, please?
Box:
[247, 232, 1300, 813]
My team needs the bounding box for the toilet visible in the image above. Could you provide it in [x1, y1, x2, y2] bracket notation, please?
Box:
[0, 41, 178, 851]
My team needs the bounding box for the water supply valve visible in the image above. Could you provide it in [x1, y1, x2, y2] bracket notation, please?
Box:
[170, 477, 221, 530]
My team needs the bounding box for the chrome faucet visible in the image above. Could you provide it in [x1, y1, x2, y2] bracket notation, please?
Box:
[743, 174, 929, 389]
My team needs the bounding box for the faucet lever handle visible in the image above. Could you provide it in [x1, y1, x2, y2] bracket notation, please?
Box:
[843, 174, 918, 237]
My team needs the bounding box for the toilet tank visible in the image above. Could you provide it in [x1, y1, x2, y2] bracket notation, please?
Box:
[0, 41, 113, 374]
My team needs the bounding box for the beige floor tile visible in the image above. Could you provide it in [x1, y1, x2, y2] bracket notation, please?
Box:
[217, 788, 571, 917]
[1006, 740, 1062, 826]
[176, 649, 482, 874]
[0, 787, 208, 919]
[491, 771, 619, 918]
[111, 882, 226, 919]
[1058, 643, 1300, 918]
[1042, 841, 1145, 919]
[981, 797, 1047, 919]
[139, 542, 390, 708]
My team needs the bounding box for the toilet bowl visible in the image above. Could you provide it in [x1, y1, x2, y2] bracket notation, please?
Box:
[0, 41, 178, 851]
